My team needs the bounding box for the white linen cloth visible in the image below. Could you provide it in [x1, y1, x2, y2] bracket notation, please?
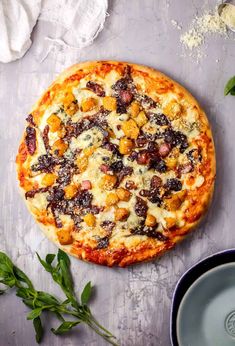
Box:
[0, 0, 108, 63]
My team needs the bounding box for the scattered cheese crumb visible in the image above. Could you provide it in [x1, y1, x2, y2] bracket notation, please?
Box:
[180, 9, 227, 51]
[221, 4, 235, 29]
[171, 19, 182, 30]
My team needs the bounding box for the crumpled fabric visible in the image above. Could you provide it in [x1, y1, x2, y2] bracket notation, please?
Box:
[0, 0, 108, 63]
[0, 0, 41, 63]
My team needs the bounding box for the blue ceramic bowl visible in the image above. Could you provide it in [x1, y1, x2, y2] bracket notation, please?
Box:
[171, 249, 235, 346]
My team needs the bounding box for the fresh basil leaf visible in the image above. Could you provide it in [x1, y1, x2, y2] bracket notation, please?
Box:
[81, 282, 92, 305]
[13, 266, 34, 289]
[0, 252, 14, 274]
[0, 276, 16, 287]
[37, 291, 59, 305]
[46, 254, 55, 265]
[36, 253, 53, 273]
[51, 321, 80, 335]
[22, 298, 36, 309]
[27, 307, 43, 320]
[33, 316, 43, 343]
[59, 259, 73, 294]
[16, 287, 32, 299]
[52, 270, 62, 286]
[224, 76, 235, 96]
[57, 250, 70, 267]
[231, 89, 235, 96]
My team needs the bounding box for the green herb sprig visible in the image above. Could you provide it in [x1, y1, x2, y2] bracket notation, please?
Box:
[224, 76, 235, 96]
[0, 250, 118, 345]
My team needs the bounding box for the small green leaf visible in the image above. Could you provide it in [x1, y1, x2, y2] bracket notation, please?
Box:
[51, 321, 80, 335]
[22, 298, 36, 309]
[224, 76, 235, 96]
[46, 254, 56, 265]
[13, 266, 34, 289]
[37, 291, 59, 305]
[16, 287, 32, 299]
[81, 282, 92, 305]
[57, 250, 70, 267]
[0, 276, 16, 287]
[33, 316, 43, 343]
[0, 252, 14, 274]
[36, 253, 53, 273]
[231, 89, 235, 96]
[59, 259, 73, 294]
[27, 307, 43, 320]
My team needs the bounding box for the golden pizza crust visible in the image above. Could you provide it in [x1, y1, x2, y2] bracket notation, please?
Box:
[16, 61, 216, 267]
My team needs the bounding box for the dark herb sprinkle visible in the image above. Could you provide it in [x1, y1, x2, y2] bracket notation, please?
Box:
[25, 187, 49, 199]
[47, 187, 65, 202]
[110, 160, 123, 173]
[42, 125, 50, 151]
[164, 129, 188, 153]
[150, 158, 167, 173]
[26, 113, 36, 126]
[75, 190, 93, 208]
[135, 94, 157, 109]
[25, 126, 36, 155]
[148, 193, 162, 206]
[86, 81, 105, 97]
[131, 225, 168, 241]
[31, 154, 56, 173]
[100, 221, 115, 233]
[150, 113, 170, 126]
[96, 236, 110, 249]
[135, 197, 148, 217]
[166, 178, 182, 191]
[187, 148, 202, 163]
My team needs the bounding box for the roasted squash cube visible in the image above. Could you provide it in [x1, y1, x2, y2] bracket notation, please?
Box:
[135, 111, 148, 127]
[47, 114, 61, 132]
[76, 156, 88, 172]
[103, 96, 117, 111]
[145, 214, 157, 227]
[164, 194, 182, 211]
[57, 230, 73, 245]
[121, 119, 139, 139]
[116, 188, 131, 201]
[165, 217, 176, 229]
[65, 101, 79, 116]
[163, 100, 182, 120]
[81, 97, 97, 112]
[64, 184, 78, 199]
[115, 208, 130, 221]
[42, 173, 57, 187]
[83, 213, 96, 227]
[106, 192, 119, 206]
[51, 139, 68, 156]
[129, 101, 140, 118]
[119, 137, 134, 155]
[99, 175, 117, 190]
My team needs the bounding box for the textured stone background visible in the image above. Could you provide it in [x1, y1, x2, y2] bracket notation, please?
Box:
[0, 1, 235, 345]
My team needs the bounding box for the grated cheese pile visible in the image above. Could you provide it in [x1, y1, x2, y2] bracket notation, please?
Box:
[180, 9, 227, 50]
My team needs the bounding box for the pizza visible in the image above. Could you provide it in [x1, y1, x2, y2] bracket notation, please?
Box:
[16, 61, 215, 267]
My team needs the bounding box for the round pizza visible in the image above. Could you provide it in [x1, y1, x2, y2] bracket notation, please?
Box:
[16, 61, 215, 267]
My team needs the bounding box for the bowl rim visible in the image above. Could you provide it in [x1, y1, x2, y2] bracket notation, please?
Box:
[170, 248, 235, 346]
[176, 261, 235, 345]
